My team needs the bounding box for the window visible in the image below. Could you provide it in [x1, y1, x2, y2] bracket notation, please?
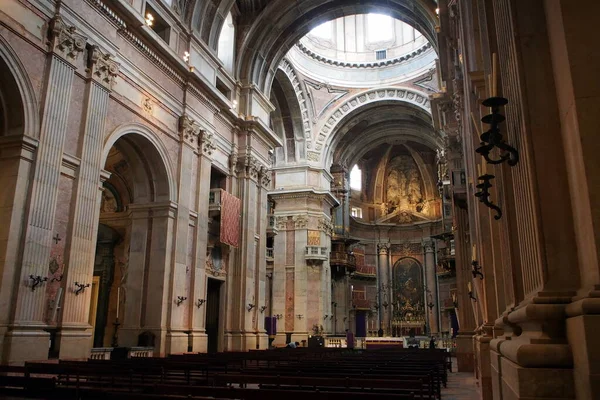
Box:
[311, 21, 332, 40]
[351, 207, 363, 218]
[375, 50, 387, 60]
[350, 164, 362, 190]
[217, 12, 235, 72]
[367, 14, 393, 43]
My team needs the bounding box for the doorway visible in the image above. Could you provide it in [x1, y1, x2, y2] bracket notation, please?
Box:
[206, 278, 222, 353]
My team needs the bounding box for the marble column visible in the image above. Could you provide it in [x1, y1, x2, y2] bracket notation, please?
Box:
[424, 240, 439, 335]
[58, 45, 118, 360]
[377, 243, 390, 336]
[3, 16, 85, 364]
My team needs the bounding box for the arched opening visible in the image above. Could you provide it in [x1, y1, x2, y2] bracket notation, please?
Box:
[217, 11, 235, 72]
[90, 133, 173, 351]
[0, 55, 25, 136]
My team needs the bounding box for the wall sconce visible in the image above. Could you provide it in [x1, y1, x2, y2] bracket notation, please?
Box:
[382, 301, 389, 309]
[476, 97, 519, 167]
[176, 296, 187, 306]
[475, 173, 502, 220]
[247, 303, 255, 312]
[324, 315, 329, 320]
[145, 12, 154, 27]
[329, 315, 334, 320]
[296, 314, 303, 320]
[183, 51, 190, 63]
[74, 282, 90, 296]
[467, 282, 477, 302]
[259, 306, 267, 313]
[472, 260, 484, 280]
[29, 275, 48, 292]
[427, 301, 434, 310]
[274, 314, 282, 319]
[196, 299, 206, 308]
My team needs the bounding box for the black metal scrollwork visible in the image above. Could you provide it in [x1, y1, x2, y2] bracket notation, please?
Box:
[29, 275, 48, 291]
[471, 260, 484, 280]
[475, 173, 502, 220]
[476, 97, 519, 166]
[74, 281, 90, 295]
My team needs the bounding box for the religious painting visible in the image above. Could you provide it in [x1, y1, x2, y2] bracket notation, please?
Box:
[393, 257, 424, 313]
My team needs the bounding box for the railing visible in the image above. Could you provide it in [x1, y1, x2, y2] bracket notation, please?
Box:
[354, 264, 376, 277]
[90, 347, 113, 360]
[208, 188, 223, 210]
[266, 247, 274, 259]
[330, 251, 357, 270]
[128, 347, 154, 358]
[305, 246, 328, 261]
[324, 337, 366, 349]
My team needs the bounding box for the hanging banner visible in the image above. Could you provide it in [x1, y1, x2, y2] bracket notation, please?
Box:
[220, 190, 241, 248]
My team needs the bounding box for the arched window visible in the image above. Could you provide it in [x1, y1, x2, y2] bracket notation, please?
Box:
[217, 12, 235, 72]
[350, 165, 362, 190]
[367, 14, 393, 43]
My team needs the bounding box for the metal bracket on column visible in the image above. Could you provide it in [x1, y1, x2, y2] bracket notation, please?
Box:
[472, 261, 484, 280]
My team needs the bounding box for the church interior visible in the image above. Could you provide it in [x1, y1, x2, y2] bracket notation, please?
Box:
[0, 0, 598, 399]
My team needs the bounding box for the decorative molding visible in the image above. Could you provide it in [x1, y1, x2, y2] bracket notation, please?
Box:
[85, 0, 127, 30]
[200, 131, 216, 156]
[120, 29, 185, 87]
[296, 41, 433, 69]
[48, 15, 87, 61]
[391, 242, 423, 257]
[142, 97, 153, 114]
[279, 59, 311, 142]
[88, 46, 119, 89]
[313, 87, 432, 162]
[259, 166, 271, 188]
[293, 215, 308, 229]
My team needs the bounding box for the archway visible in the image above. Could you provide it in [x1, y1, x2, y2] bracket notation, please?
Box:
[91, 132, 174, 352]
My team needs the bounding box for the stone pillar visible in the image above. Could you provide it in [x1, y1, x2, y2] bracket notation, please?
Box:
[0, 136, 37, 363]
[2, 15, 86, 364]
[423, 240, 439, 335]
[377, 243, 390, 336]
[189, 144, 213, 352]
[165, 115, 203, 354]
[255, 168, 270, 349]
[57, 45, 118, 359]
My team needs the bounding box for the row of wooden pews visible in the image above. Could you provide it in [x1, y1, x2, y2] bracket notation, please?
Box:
[0, 347, 451, 399]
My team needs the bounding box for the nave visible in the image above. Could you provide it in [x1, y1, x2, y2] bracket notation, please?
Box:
[0, 348, 480, 400]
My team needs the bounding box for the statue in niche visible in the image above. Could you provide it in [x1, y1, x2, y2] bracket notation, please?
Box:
[101, 189, 118, 213]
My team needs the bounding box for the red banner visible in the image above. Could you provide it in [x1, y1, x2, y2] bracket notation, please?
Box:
[220, 190, 241, 248]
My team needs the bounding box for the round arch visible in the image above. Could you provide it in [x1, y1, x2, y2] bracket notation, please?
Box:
[318, 87, 433, 168]
[0, 34, 39, 137]
[103, 123, 177, 203]
[235, 0, 438, 93]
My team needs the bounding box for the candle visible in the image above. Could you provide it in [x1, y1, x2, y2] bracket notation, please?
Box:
[468, 282, 472, 292]
[116, 287, 120, 318]
[492, 53, 498, 97]
[477, 164, 482, 177]
[472, 245, 476, 261]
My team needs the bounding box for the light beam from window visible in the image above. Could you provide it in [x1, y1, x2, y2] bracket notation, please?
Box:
[350, 165, 362, 190]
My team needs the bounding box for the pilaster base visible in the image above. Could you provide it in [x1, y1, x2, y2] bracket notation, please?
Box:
[566, 313, 600, 399]
[56, 326, 93, 360]
[190, 331, 207, 353]
[500, 356, 574, 399]
[475, 334, 493, 400]
[2, 327, 50, 365]
[256, 332, 268, 350]
[456, 332, 475, 372]
[165, 331, 189, 354]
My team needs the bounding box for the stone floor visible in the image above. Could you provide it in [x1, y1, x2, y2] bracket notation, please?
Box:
[442, 368, 481, 400]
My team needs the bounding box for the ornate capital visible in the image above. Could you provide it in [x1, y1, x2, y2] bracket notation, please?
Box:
[200, 130, 216, 156]
[237, 154, 261, 181]
[88, 46, 119, 88]
[275, 216, 287, 230]
[317, 217, 334, 236]
[293, 215, 308, 229]
[377, 242, 390, 255]
[178, 115, 201, 146]
[259, 166, 271, 188]
[423, 240, 435, 253]
[49, 15, 86, 61]
[228, 151, 238, 174]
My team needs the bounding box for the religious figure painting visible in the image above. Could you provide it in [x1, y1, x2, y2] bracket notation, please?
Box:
[385, 155, 424, 214]
[393, 257, 424, 312]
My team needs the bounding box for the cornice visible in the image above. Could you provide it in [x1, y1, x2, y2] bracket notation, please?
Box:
[268, 188, 340, 208]
[296, 41, 433, 69]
